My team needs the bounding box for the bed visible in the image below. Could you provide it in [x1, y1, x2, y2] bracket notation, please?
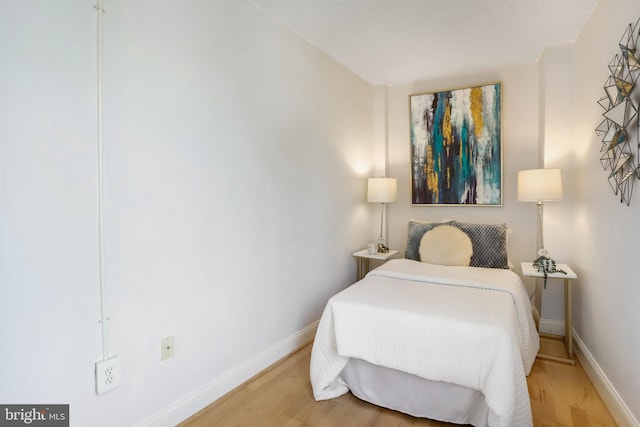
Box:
[310, 220, 539, 427]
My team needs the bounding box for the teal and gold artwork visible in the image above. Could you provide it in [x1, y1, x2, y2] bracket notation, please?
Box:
[410, 82, 502, 206]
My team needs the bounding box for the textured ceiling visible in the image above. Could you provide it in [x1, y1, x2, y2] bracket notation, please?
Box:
[250, 0, 598, 86]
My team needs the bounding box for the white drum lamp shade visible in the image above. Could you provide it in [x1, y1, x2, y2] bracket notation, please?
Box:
[367, 178, 397, 203]
[517, 169, 562, 202]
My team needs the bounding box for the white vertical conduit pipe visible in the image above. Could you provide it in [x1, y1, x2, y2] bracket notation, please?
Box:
[96, 0, 109, 361]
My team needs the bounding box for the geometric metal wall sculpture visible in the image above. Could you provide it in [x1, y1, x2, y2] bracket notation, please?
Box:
[596, 17, 640, 206]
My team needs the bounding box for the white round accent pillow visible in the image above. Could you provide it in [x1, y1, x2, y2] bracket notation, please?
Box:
[419, 225, 473, 266]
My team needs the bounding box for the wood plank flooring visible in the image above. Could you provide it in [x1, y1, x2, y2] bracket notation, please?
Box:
[179, 338, 616, 427]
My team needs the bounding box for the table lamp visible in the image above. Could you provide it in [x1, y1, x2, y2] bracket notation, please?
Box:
[367, 177, 397, 253]
[518, 169, 562, 257]
[517, 168, 565, 285]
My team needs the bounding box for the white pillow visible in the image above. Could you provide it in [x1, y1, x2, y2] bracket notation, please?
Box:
[419, 225, 473, 266]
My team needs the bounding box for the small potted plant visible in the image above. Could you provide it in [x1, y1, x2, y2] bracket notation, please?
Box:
[532, 251, 566, 288]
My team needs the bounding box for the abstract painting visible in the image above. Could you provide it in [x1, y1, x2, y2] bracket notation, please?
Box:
[410, 82, 502, 206]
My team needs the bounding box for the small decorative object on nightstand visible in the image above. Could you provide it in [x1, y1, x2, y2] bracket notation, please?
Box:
[532, 256, 566, 288]
[521, 261, 577, 365]
[353, 249, 399, 280]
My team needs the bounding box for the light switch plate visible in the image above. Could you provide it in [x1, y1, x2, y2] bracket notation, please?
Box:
[161, 336, 175, 361]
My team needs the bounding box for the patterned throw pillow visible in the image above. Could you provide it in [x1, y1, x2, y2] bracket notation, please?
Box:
[450, 221, 509, 269]
[405, 220, 509, 269]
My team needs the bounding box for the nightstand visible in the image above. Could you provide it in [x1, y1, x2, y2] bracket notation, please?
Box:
[353, 249, 399, 280]
[521, 261, 578, 365]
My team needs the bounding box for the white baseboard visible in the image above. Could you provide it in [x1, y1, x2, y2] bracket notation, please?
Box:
[133, 321, 319, 427]
[539, 317, 565, 335]
[573, 329, 639, 427]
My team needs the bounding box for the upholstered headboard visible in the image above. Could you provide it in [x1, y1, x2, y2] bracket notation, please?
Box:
[405, 220, 509, 269]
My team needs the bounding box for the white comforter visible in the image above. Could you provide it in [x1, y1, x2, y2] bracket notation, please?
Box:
[310, 259, 539, 427]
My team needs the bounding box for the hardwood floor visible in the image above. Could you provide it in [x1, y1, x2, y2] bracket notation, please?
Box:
[179, 339, 616, 427]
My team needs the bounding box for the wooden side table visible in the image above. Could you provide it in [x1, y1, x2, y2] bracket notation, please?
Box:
[353, 249, 399, 280]
[521, 261, 578, 365]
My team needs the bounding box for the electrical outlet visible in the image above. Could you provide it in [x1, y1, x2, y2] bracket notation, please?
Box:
[161, 336, 175, 361]
[95, 355, 121, 394]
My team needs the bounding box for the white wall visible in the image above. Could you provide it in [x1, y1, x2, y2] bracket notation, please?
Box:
[383, 66, 542, 297]
[0, 1, 374, 426]
[537, 43, 577, 325]
[571, 0, 640, 423]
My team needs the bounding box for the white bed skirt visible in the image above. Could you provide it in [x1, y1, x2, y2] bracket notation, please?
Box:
[341, 358, 491, 427]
